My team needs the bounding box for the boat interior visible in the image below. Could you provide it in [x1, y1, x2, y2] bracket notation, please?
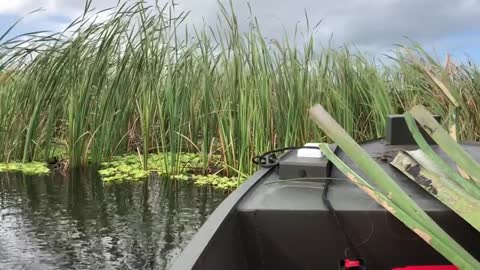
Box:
[171, 116, 480, 270]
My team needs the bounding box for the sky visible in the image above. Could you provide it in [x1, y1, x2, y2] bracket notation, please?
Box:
[1, 0, 480, 63]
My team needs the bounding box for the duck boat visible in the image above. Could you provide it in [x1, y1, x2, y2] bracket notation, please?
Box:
[170, 115, 480, 270]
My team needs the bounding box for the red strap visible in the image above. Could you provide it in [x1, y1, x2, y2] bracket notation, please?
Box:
[392, 266, 458, 270]
[345, 259, 361, 268]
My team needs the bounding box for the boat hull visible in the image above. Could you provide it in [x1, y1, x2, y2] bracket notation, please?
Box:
[171, 141, 480, 270]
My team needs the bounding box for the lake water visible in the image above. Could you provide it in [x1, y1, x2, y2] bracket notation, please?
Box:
[0, 169, 226, 270]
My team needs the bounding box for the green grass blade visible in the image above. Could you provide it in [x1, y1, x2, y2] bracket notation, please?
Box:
[320, 144, 479, 269]
[311, 104, 479, 268]
[404, 112, 480, 199]
[391, 150, 480, 231]
[410, 105, 480, 184]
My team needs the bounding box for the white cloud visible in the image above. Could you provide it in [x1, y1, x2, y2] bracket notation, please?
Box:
[0, 2, 23, 13]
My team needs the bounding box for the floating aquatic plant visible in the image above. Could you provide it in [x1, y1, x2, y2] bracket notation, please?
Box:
[0, 162, 50, 175]
[192, 174, 242, 190]
[98, 152, 241, 190]
[99, 153, 216, 181]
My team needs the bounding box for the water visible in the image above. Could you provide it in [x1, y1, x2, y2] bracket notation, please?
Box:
[0, 169, 226, 270]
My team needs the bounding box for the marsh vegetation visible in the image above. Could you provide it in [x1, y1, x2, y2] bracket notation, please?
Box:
[1, 0, 479, 187]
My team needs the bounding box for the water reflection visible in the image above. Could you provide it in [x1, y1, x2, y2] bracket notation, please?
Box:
[0, 169, 225, 270]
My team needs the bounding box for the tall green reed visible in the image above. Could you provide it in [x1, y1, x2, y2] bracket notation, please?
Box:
[1, 0, 480, 178]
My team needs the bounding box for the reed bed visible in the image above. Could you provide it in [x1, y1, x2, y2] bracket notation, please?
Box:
[1, 1, 479, 178]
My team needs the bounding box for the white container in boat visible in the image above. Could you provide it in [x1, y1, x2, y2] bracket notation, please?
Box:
[297, 143, 322, 158]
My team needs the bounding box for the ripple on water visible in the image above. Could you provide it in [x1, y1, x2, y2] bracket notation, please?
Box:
[0, 171, 225, 269]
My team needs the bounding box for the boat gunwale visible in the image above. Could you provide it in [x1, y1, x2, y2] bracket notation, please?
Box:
[169, 167, 274, 270]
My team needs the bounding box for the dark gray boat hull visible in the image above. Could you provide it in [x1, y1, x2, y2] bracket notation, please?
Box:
[170, 168, 273, 270]
[170, 141, 480, 270]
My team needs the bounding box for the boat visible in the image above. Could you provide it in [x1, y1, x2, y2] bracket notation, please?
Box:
[170, 115, 480, 270]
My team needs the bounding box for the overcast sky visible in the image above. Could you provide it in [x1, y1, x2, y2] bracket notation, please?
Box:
[1, 0, 480, 62]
